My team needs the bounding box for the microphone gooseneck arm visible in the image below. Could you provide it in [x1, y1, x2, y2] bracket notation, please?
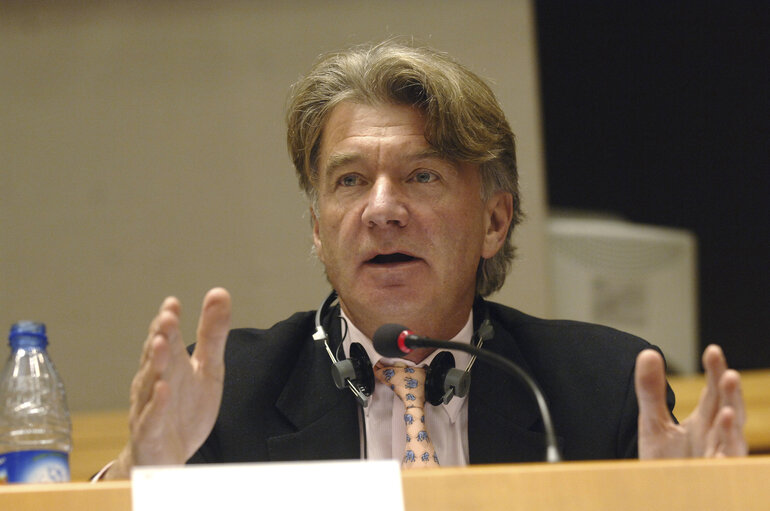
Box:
[374, 324, 562, 463]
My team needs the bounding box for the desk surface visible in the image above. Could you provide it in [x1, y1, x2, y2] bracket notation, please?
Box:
[2, 456, 770, 511]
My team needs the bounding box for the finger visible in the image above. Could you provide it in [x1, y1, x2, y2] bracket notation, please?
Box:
[719, 369, 746, 427]
[131, 312, 177, 427]
[159, 298, 188, 358]
[711, 406, 748, 457]
[192, 287, 231, 375]
[635, 349, 674, 431]
[145, 297, 181, 337]
[130, 334, 169, 427]
[696, 344, 729, 423]
[141, 297, 182, 365]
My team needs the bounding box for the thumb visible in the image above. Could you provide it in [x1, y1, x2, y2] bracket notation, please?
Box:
[635, 349, 673, 431]
[192, 287, 231, 370]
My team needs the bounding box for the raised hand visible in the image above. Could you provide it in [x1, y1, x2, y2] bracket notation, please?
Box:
[105, 288, 231, 479]
[636, 344, 747, 459]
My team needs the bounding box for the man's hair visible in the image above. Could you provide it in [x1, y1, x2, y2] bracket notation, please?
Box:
[286, 40, 522, 297]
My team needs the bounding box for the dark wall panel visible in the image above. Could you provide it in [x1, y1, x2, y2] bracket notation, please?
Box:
[535, 0, 769, 369]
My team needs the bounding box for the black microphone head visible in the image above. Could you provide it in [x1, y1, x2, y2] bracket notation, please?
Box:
[373, 323, 411, 357]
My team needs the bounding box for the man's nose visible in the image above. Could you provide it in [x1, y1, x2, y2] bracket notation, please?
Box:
[361, 177, 409, 228]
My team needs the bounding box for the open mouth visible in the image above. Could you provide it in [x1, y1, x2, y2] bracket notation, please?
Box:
[367, 253, 418, 264]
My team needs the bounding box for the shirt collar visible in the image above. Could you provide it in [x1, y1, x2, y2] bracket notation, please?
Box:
[340, 309, 474, 423]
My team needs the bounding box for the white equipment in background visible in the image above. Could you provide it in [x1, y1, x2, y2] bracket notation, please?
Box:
[547, 212, 699, 374]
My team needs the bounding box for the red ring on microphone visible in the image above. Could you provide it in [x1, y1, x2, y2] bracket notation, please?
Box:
[397, 330, 413, 354]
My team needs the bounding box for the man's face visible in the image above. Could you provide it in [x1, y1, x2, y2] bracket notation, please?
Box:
[312, 102, 511, 342]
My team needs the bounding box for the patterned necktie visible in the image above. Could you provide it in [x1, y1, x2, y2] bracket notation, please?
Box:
[374, 363, 440, 468]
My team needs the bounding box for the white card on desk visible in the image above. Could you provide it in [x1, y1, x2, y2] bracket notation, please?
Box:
[132, 459, 403, 511]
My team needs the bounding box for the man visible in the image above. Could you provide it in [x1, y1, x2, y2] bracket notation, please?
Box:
[103, 41, 745, 478]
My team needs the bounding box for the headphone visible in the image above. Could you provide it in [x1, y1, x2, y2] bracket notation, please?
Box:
[313, 291, 494, 407]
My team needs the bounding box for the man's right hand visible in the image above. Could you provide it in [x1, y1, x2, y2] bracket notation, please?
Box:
[104, 288, 231, 479]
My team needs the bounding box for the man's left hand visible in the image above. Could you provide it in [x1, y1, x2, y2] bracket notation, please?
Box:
[635, 344, 748, 458]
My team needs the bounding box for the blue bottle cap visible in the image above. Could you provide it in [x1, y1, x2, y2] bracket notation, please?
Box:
[9, 321, 48, 349]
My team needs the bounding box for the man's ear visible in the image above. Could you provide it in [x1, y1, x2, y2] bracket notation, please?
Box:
[311, 207, 325, 263]
[481, 191, 514, 259]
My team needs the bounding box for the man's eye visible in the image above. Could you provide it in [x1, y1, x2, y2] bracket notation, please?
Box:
[339, 175, 360, 187]
[413, 171, 437, 183]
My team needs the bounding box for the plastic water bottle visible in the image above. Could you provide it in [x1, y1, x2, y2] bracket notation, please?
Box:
[0, 321, 72, 483]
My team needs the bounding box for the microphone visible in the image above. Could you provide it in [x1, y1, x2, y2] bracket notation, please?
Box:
[373, 323, 562, 463]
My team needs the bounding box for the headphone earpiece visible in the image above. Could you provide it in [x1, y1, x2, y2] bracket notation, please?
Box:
[330, 343, 374, 399]
[425, 352, 471, 405]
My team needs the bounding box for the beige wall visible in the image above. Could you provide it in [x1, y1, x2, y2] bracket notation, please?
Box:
[0, 0, 549, 411]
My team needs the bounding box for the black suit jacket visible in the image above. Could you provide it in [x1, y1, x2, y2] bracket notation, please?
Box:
[189, 300, 673, 464]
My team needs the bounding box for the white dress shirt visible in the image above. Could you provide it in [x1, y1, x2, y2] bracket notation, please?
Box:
[340, 310, 474, 467]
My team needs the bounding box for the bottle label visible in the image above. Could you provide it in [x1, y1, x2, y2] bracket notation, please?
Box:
[0, 450, 70, 483]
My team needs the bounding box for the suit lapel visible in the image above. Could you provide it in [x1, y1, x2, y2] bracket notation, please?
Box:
[267, 308, 360, 461]
[468, 310, 556, 463]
